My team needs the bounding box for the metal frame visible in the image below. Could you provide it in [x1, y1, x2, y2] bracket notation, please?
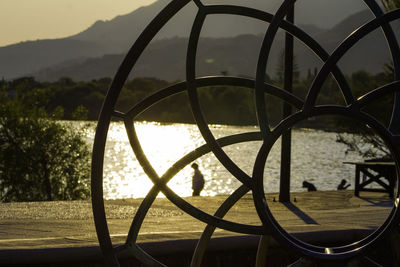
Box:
[91, 0, 400, 266]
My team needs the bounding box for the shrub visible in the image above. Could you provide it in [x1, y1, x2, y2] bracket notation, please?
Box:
[0, 87, 91, 202]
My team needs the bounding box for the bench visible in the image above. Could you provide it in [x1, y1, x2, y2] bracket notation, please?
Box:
[344, 161, 396, 198]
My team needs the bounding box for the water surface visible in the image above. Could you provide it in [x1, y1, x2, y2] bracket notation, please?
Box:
[85, 121, 363, 199]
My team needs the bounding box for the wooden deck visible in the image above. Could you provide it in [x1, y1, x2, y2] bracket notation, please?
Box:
[0, 190, 393, 251]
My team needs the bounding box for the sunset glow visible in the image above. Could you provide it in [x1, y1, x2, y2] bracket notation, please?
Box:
[0, 0, 157, 47]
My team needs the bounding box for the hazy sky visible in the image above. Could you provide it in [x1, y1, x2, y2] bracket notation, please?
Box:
[0, 0, 157, 47]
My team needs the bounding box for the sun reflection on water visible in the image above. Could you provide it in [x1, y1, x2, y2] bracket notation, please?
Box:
[103, 122, 208, 199]
[96, 121, 363, 200]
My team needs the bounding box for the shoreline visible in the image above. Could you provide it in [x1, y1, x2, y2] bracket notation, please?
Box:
[0, 190, 393, 247]
[0, 190, 394, 265]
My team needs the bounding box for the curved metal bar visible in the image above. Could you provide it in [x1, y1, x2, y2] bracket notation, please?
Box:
[253, 111, 398, 258]
[204, 4, 353, 106]
[304, 9, 400, 115]
[251, 2, 297, 256]
[161, 172, 265, 235]
[119, 131, 265, 264]
[255, 0, 295, 137]
[125, 242, 166, 267]
[124, 122, 160, 184]
[121, 75, 304, 253]
[91, 1, 191, 264]
[252, 105, 400, 260]
[125, 186, 160, 244]
[362, 0, 400, 70]
[121, 74, 303, 243]
[183, 0, 354, 197]
[121, 187, 167, 267]
[190, 185, 251, 267]
[91, 0, 400, 265]
[192, 0, 203, 9]
[363, 0, 400, 133]
[124, 118, 265, 236]
[355, 81, 400, 108]
[255, 235, 272, 267]
[186, 9, 254, 188]
[125, 76, 304, 119]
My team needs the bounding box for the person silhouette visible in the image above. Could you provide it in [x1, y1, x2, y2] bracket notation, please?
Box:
[337, 179, 350, 190]
[191, 163, 205, 196]
[302, 181, 317, 192]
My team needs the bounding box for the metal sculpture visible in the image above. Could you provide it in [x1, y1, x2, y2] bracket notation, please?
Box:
[91, 0, 400, 266]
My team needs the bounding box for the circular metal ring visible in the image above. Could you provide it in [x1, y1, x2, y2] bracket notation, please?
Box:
[252, 105, 400, 260]
[91, 0, 400, 265]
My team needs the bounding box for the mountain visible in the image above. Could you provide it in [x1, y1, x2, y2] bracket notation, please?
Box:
[308, 9, 400, 74]
[0, 0, 385, 80]
[69, 0, 367, 46]
[32, 9, 399, 82]
[0, 39, 110, 80]
[33, 35, 264, 81]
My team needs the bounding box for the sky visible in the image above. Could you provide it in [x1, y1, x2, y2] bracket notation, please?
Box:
[0, 0, 157, 47]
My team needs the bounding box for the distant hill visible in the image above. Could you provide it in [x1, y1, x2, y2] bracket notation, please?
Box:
[69, 0, 366, 45]
[1, 0, 392, 80]
[32, 10, 399, 82]
[0, 39, 109, 80]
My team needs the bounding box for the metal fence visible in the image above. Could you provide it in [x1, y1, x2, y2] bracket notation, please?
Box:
[91, 0, 400, 265]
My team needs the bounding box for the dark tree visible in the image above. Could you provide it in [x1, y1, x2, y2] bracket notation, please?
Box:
[0, 86, 91, 202]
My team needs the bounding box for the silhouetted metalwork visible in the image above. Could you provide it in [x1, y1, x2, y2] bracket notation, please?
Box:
[279, 1, 294, 203]
[91, 0, 400, 266]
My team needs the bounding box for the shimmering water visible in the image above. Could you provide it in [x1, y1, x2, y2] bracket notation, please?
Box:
[85, 121, 364, 200]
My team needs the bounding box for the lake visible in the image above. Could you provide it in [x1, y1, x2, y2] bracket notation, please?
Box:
[85, 121, 364, 200]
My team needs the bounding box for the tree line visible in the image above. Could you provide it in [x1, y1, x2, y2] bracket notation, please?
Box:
[0, 0, 397, 203]
[1, 65, 395, 128]
[0, 66, 395, 202]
